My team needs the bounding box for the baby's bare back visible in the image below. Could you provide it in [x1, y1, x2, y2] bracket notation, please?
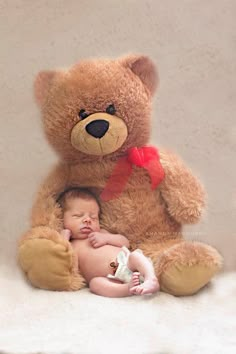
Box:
[71, 239, 121, 283]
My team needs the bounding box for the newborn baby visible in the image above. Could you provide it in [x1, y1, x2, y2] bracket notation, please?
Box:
[58, 187, 159, 297]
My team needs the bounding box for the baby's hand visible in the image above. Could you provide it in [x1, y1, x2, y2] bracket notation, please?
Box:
[60, 229, 71, 241]
[88, 232, 107, 248]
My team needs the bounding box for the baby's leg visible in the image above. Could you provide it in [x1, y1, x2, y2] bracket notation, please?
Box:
[89, 276, 139, 298]
[127, 251, 160, 295]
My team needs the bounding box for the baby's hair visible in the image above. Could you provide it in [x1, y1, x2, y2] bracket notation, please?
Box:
[56, 187, 101, 215]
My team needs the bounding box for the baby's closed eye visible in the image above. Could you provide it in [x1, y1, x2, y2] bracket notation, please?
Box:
[91, 215, 98, 220]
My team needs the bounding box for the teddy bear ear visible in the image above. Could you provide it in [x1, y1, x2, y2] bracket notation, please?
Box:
[119, 55, 158, 96]
[34, 71, 57, 106]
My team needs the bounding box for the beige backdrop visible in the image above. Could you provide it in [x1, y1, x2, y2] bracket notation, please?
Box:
[0, 0, 235, 272]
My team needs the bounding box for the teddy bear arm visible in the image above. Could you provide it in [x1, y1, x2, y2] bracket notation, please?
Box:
[31, 162, 70, 231]
[159, 150, 206, 224]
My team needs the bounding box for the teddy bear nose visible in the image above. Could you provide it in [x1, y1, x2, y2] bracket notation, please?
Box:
[86, 119, 109, 138]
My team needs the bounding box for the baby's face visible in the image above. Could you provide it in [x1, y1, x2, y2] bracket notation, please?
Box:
[63, 197, 100, 239]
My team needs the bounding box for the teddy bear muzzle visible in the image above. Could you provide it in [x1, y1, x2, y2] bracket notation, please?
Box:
[70, 112, 128, 156]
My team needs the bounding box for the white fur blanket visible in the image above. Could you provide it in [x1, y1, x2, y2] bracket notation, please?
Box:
[0, 266, 235, 354]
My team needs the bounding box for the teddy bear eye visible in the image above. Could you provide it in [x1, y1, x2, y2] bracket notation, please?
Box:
[78, 109, 89, 120]
[106, 104, 116, 115]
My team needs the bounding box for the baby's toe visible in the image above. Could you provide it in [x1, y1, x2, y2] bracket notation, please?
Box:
[133, 272, 140, 280]
[132, 272, 140, 282]
[130, 286, 138, 295]
[134, 286, 143, 295]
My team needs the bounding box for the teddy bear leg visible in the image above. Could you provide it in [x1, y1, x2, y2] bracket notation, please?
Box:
[154, 241, 223, 296]
[18, 226, 86, 291]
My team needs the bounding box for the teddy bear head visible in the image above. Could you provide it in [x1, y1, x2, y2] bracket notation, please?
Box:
[34, 55, 158, 163]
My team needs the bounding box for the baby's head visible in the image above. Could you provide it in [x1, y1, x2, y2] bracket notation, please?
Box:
[58, 187, 101, 239]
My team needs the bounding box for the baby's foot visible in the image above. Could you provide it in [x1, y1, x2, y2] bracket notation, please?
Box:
[132, 277, 160, 295]
[129, 272, 141, 294]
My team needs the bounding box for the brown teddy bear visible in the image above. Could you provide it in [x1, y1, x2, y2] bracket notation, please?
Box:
[18, 54, 223, 295]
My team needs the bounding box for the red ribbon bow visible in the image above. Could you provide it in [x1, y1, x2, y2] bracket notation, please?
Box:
[100, 146, 165, 201]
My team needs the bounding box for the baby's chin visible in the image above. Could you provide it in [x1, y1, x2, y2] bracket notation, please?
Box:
[74, 233, 89, 239]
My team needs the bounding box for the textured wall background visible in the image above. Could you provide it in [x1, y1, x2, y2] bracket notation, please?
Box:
[0, 0, 235, 271]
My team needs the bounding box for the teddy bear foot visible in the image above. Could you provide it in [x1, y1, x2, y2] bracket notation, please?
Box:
[18, 226, 86, 291]
[157, 241, 223, 296]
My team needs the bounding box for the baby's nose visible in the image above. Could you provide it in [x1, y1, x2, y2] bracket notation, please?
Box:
[83, 215, 91, 222]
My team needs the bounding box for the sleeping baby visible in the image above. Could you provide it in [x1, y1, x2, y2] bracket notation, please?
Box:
[58, 187, 159, 297]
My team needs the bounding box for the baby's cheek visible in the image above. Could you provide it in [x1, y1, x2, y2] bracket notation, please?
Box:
[64, 218, 75, 231]
[63, 218, 69, 227]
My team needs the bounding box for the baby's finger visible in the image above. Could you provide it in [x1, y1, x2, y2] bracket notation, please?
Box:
[93, 242, 100, 248]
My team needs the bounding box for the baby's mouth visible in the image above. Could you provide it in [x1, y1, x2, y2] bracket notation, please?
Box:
[80, 227, 92, 233]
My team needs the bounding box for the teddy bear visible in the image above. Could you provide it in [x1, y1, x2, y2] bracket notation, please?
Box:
[18, 54, 223, 296]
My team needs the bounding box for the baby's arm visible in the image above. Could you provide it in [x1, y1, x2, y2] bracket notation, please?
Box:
[101, 229, 130, 247]
[88, 230, 130, 248]
[69, 239, 80, 271]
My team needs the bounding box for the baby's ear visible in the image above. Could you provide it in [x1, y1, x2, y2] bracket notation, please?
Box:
[34, 70, 57, 106]
[119, 54, 159, 96]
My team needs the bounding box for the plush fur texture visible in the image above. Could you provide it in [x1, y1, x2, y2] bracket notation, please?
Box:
[18, 54, 223, 295]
